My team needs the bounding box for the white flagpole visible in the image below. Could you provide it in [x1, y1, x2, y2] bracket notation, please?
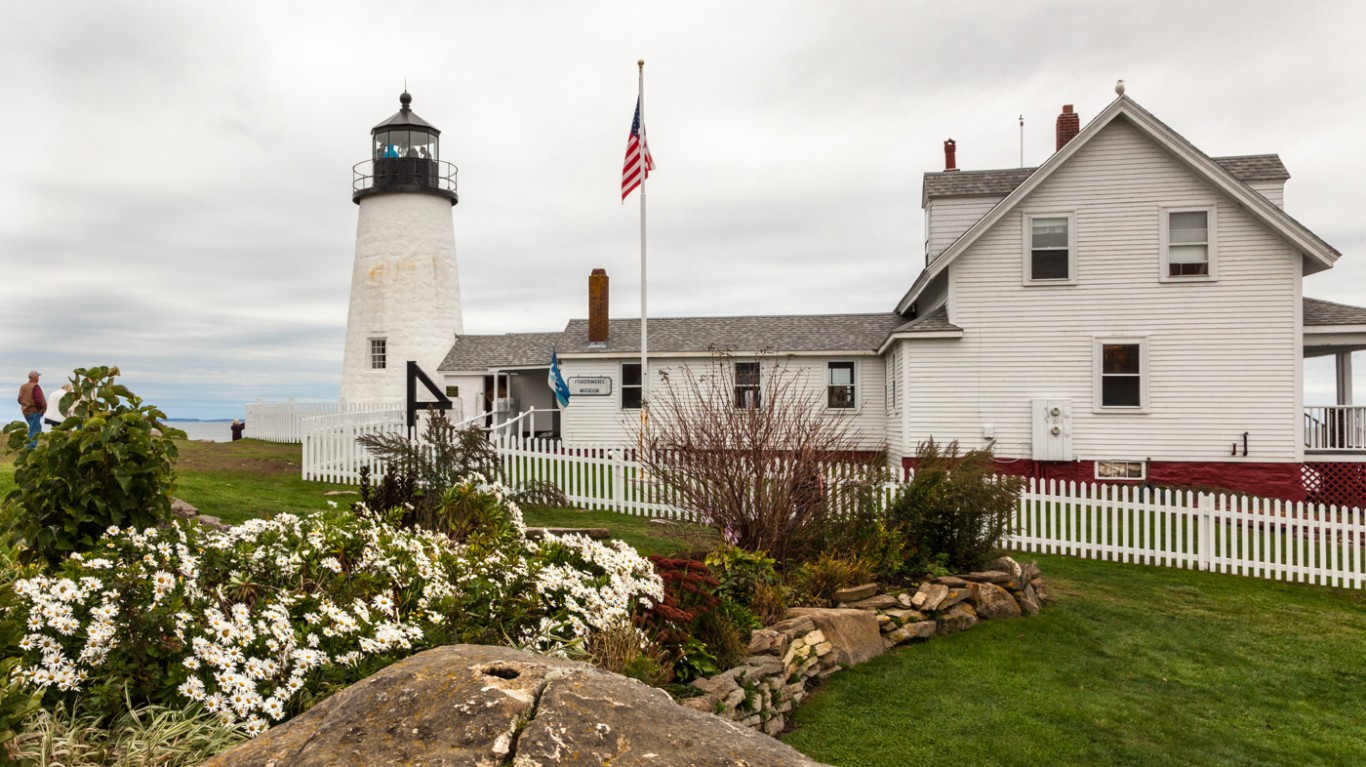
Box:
[637, 59, 649, 439]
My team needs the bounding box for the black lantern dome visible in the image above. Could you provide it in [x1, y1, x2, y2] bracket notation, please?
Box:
[352, 91, 458, 205]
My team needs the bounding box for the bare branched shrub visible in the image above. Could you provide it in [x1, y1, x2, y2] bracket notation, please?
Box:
[640, 353, 888, 565]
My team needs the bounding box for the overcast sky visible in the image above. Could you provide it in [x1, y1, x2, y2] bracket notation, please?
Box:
[3, 0, 1364, 419]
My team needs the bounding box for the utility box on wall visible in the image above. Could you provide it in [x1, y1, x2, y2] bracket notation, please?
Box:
[1032, 399, 1073, 461]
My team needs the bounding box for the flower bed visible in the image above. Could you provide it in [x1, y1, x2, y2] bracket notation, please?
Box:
[7, 479, 663, 733]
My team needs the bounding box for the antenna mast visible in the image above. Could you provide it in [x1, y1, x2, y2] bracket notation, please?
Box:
[1019, 114, 1024, 167]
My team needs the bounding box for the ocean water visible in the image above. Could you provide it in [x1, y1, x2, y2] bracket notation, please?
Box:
[166, 420, 236, 442]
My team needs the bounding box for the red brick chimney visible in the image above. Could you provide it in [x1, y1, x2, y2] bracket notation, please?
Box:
[943, 139, 958, 172]
[1056, 105, 1080, 151]
[588, 268, 609, 344]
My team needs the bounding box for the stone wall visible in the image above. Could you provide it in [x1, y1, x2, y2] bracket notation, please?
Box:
[678, 556, 1050, 735]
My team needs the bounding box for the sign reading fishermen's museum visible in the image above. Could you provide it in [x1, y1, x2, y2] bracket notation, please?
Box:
[567, 376, 613, 396]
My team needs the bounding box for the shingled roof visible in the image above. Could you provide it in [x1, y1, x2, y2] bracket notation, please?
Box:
[1304, 297, 1366, 327]
[923, 154, 1289, 205]
[890, 304, 962, 334]
[437, 332, 563, 372]
[558, 313, 908, 356]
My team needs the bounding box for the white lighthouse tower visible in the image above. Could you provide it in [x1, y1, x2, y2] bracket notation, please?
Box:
[340, 91, 463, 405]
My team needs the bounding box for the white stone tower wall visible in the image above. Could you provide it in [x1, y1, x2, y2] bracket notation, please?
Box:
[340, 192, 463, 405]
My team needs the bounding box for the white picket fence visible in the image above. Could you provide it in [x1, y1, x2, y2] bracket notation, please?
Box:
[1013, 479, 1365, 589]
[302, 408, 522, 483]
[297, 412, 1366, 589]
[246, 400, 401, 444]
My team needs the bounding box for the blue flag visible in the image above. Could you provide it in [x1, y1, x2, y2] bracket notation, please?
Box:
[548, 350, 571, 408]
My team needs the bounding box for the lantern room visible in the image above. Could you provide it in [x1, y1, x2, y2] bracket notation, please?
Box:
[352, 91, 458, 205]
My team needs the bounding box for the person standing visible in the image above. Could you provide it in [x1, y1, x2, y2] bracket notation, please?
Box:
[44, 383, 73, 427]
[17, 371, 46, 448]
[230, 419, 245, 441]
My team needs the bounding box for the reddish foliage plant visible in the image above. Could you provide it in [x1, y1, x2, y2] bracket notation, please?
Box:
[637, 556, 721, 650]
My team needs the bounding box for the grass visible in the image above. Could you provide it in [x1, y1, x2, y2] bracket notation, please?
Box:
[169, 439, 357, 525]
[518, 506, 710, 558]
[781, 553, 1366, 767]
[1, 439, 356, 527]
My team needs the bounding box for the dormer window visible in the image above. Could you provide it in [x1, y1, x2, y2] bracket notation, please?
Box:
[1023, 212, 1076, 285]
[1161, 206, 1217, 281]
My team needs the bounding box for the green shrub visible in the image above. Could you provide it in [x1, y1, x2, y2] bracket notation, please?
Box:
[638, 556, 759, 682]
[789, 551, 876, 606]
[355, 414, 502, 531]
[887, 439, 1025, 574]
[704, 546, 787, 625]
[3, 367, 178, 567]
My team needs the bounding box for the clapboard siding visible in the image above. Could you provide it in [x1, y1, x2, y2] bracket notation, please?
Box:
[927, 197, 1001, 261]
[912, 118, 1301, 463]
[560, 355, 888, 451]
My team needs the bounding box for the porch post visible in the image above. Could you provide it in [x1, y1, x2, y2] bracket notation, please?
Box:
[1335, 352, 1354, 406]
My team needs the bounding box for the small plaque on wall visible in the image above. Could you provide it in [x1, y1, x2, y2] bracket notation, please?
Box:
[568, 376, 612, 395]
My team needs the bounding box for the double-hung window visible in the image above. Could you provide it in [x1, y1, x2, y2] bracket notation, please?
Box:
[369, 338, 387, 370]
[734, 362, 760, 409]
[621, 363, 642, 409]
[1023, 212, 1075, 284]
[1094, 338, 1147, 411]
[827, 361, 855, 409]
[1162, 206, 1217, 280]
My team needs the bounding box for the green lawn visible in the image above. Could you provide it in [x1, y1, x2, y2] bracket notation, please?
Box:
[1, 438, 355, 526]
[782, 553, 1366, 767]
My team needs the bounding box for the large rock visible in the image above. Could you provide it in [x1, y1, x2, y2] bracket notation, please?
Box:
[935, 602, 979, 636]
[201, 645, 829, 767]
[973, 581, 1023, 620]
[784, 608, 884, 667]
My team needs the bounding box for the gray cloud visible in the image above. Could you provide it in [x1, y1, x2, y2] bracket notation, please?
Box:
[3, 0, 1364, 416]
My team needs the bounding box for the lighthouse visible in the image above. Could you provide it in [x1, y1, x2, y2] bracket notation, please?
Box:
[340, 91, 463, 405]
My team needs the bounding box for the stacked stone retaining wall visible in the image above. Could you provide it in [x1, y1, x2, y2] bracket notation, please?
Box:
[679, 556, 1050, 734]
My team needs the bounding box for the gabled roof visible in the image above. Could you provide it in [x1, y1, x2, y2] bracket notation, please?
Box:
[558, 313, 907, 356]
[898, 96, 1341, 314]
[437, 332, 562, 372]
[1304, 297, 1366, 327]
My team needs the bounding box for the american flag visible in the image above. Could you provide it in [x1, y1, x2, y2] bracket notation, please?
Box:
[621, 97, 654, 201]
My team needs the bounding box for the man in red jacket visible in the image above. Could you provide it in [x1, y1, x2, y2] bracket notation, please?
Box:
[17, 370, 46, 448]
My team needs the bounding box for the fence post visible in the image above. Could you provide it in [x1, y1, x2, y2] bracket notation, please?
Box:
[610, 448, 624, 514]
[1197, 493, 1214, 572]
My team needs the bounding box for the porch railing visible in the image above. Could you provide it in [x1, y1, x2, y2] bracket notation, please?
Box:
[1304, 406, 1366, 451]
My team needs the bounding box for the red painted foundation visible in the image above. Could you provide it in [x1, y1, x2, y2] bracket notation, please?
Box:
[899, 456, 1308, 503]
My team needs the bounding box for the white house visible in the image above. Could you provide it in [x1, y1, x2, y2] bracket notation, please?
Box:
[432, 93, 1366, 505]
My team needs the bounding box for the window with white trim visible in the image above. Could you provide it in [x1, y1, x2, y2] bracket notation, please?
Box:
[1023, 212, 1075, 284]
[827, 361, 855, 409]
[621, 363, 642, 410]
[1096, 460, 1146, 480]
[369, 338, 387, 370]
[1094, 338, 1146, 411]
[1162, 206, 1216, 280]
[734, 362, 760, 409]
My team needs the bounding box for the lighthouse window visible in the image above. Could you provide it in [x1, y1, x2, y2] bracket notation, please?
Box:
[369, 338, 387, 370]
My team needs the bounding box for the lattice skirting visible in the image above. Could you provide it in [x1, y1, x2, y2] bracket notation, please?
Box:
[1302, 462, 1366, 508]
